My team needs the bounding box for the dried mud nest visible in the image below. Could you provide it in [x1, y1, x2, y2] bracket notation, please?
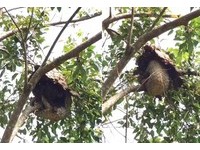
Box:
[29, 65, 77, 121]
[134, 45, 183, 97]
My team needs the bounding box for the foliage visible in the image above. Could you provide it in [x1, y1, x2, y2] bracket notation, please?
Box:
[0, 7, 101, 143]
[103, 7, 200, 143]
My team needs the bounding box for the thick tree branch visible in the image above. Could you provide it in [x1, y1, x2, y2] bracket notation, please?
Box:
[102, 84, 141, 115]
[102, 9, 200, 100]
[10, 104, 40, 142]
[1, 86, 33, 143]
[0, 29, 19, 42]
[1, 31, 101, 143]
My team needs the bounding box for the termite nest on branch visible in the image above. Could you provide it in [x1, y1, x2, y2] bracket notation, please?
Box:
[134, 45, 183, 98]
[29, 65, 79, 121]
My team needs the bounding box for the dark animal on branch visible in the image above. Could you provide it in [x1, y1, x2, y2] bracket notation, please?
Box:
[134, 45, 183, 98]
[29, 65, 78, 121]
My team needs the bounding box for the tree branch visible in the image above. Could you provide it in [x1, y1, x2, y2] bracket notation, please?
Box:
[1, 31, 101, 143]
[0, 8, 84, 43]
[126, 8, 134, 48]
[103, 13, 181, 28]
[2, 7, 24, 14]
[147, 7, 167, 32]
[9, 104, 40, 142]
[102, 9, 200, 100]
[42, 7, 81, 66]
[49, 11, 102, 26]
[4, 7, 24, 41]
[41, 31, 101, 74]
[0, 29, 19, 42]
[23, 8, 34, 89]
[0, 12, 177, 43]
[102, 84, 141, 115]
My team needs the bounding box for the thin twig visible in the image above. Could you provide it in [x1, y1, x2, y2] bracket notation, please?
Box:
[23, 8, 34, 88]
[3, 7, 24, 14]
[147, 7, 168, 32]
[24, 8, 34, 41]
[49, 11, 102, 26]
[102, 8, 112, 31]
[4, 7, 30, 88]
[4, 7, 24, 41]
[107, 117, 125, 138]
[26, 8, 47, 41]
[41, 7, 81, 66]
[102, 117, 124, 126]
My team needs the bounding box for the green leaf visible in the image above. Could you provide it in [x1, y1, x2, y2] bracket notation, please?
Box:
[0, 68, 5, 78]
[168, 29, 174, 35]
[80, 67, 87, 81]
[90, 62, 99, 72]
[12, 73, 18, 80]
[57, 7, 62, 12]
